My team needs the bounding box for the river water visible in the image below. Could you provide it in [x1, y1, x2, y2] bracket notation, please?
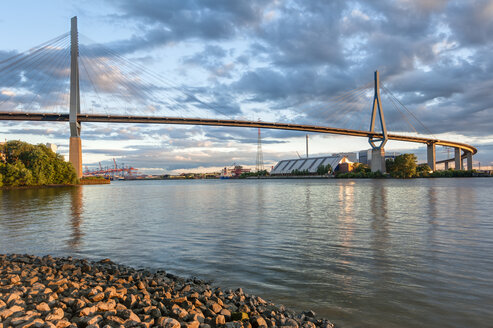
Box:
[1, 178, 492, 327]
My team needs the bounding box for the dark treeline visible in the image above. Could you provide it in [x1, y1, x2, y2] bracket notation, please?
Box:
[0, 141, 77, 187]
[336, 154, 478, 179]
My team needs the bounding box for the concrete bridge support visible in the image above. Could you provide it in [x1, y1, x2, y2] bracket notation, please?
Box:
[371, 148, 386, 173]
[455, 148, 463, 170]
[466, 152, 473, 171]
[368, 71, 388, 173]
[427, 143, 436, 171]
[69, 16, 82, 179]
[69, 137, 82, 178]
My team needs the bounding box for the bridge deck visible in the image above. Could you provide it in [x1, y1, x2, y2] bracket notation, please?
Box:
[0, 112, 477, 156]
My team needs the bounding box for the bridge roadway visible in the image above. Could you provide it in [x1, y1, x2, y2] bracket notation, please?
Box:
[0, 112, 477, 160]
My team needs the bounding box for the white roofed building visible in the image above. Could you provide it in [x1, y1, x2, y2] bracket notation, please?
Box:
[46, 143, 58, 153]
[270, 155, 353, 175]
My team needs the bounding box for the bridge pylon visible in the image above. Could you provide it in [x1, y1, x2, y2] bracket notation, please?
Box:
[69, 16, 82, 178]
[427, 142, 436, 171]
[369, 70, 388, 173]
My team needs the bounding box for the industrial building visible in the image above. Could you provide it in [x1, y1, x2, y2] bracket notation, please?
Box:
[332, 152, 358, 163]
[270, 155, 354, 175]
[220, 165, 251, 178]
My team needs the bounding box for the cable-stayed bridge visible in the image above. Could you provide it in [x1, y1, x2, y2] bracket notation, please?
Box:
[0, 17, 477, 178]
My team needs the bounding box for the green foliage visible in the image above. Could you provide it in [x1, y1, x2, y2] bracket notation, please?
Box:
[352, 162, 370, 173]
[417, 164, 431, 172]
[81, 175, 107, 180]
[385, 158, 395, 173]
[335, 171, 385, 179]
[0, 162, 34, 186]
[416, 164, 432, 177]
[291, 169, 310, 176]
[427, 169, 476, 178]
[239, 170, 269, 178]
[389, 154, 417, 178]
[0, 140, 77, 187]
[316, 164, 332, 175]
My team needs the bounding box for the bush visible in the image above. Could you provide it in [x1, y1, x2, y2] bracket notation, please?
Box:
[316, 164, 332, 175]
[389, 154, 417, 178]
[290, 169, 310, 176]
[0, 140, 77, 187]
[335, 170, 386, 179]
[353, 163, 370, 173]
[0, 162, 34, 186]
[427, 169, 475, 178]
[239, 170, 269, 178]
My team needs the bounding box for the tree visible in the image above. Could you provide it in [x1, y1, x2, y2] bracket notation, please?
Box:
[0, 162, 34, 186]
[0, 141, 77, 186]
[390, 154, 417, 178]
[353, 163, 370, 173]
[416, 164, 432, 177]
[317, 164, 332, 175]
[385, 158, 395, 173]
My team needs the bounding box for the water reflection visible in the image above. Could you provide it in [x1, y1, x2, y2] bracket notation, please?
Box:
[334, 182, 355, 293]
[68, 186, 83, 250]
[337, 181, 355, 247]
[369, 181, 391, 301]
[1, 179, 492, 328]
[370, 181, 389, 254]
[337, 181, 355, 220]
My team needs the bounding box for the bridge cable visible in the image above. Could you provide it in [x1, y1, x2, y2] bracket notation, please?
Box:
[300, 86, 368, 127]
[382, 85, 435, 137]
[327, 89, 371, 129]
[381, 88, 418, 134]
[36, 41, 71, 112]
[88, 50, 214, 118]
[319, 86, 372, 127]
[78, 40, 206, 118]
[78, 49, 136, 115]
[337, 92, 372, 131]
[0, 34, 69, 79]
[16, 39, 71, 113]
[0, 35, 69, 87]
[79, 33, 233, 118]
[0, 36, 70, 110]
[80, 51, 190, 117]
[301, 83, 371, 122]
[46, 43, 72, 112]
[0, 32, 69, 66]
[338, 91, 374, 131]
[82, 52, 181, 116]
[79, 56, 106, 115]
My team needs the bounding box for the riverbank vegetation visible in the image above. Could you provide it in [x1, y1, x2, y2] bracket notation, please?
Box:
[239, 169, 269, 178]
[336, 154, 479, 179]
[386, 153, 417, 178]
[0, 140, 77, 187]
[79, 176, 111, 185]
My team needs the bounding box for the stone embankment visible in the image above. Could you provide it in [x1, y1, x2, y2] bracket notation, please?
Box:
[0, 254, 335, 328]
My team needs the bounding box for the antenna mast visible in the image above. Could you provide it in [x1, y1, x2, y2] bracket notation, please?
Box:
[256, 123, 264, 172]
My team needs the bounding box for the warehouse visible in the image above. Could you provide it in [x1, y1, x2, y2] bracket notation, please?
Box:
[270, 155, 354, 175]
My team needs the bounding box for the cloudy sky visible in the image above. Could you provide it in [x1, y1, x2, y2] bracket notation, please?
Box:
[1, 0, 492, 173]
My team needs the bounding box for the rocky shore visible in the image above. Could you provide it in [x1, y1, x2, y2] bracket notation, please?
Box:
[0, 254, 335, 328]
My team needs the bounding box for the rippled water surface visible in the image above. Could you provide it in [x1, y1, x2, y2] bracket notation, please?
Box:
[1, 179, 492, 327]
